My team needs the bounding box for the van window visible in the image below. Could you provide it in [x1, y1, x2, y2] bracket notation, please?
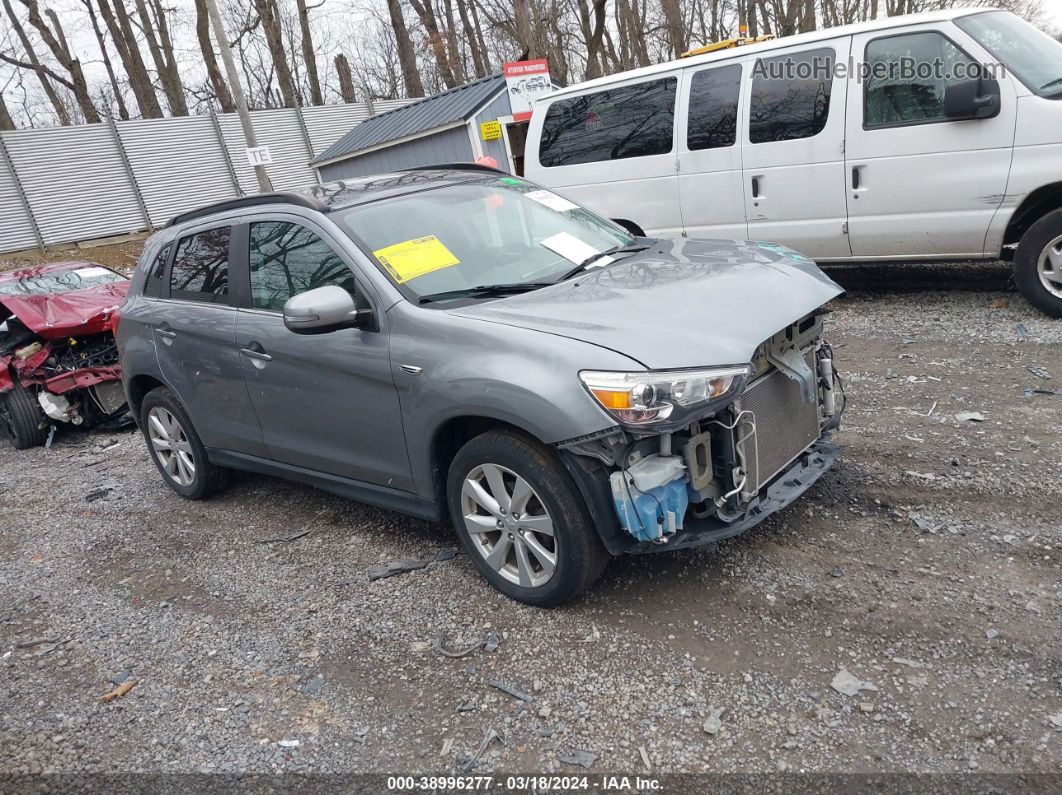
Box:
[538, 77, 676, 167]
[864, 32, 978, 128]
[687, 64, 741, 151]
[749, 48, 834, 143]
[248, 222, 356, 311]
[170, 227, 230, 303]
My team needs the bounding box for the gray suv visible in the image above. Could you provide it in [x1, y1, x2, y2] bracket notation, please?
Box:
[117, 165, 845, 606]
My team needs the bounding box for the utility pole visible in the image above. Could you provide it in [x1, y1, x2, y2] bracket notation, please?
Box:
[203, 0, 272, 193]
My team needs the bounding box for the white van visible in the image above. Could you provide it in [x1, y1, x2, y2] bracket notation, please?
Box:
[524, 8, 1062, 317]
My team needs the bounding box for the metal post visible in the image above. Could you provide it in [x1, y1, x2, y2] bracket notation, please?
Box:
[106, 113, 152, 230]
[0, 131, 46, 253]
[210, 110, 243, 196]
[204, 0, 272, 193]
[293, 103, 320, 184]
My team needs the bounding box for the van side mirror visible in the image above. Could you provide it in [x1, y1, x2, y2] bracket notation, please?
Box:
[282, 285, 373, 334]
[944, 77, 1000, 121]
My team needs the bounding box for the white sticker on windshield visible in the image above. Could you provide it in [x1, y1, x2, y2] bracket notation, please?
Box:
[525, 189, 579, 213]
[540, 232, 613, 267]
[71, 266, 114, 278]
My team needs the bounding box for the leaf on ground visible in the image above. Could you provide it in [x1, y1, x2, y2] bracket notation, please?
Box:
[99, 680, 137, 702]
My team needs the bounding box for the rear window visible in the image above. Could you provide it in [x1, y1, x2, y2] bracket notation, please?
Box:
[170, 227, 230, 303]
[687, 64, 742, 151]
[0, 265, 125, 297]
[538, 77, 677, 167]
[749, 47, 834, 143]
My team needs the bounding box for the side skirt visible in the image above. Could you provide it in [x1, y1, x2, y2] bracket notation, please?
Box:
[207, 449, 443, 522]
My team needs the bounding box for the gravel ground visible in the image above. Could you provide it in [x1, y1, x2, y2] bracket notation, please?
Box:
[1, 260, 1059, 779]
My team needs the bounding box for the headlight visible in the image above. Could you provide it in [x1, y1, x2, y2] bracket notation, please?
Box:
[580, 365, 751, 427]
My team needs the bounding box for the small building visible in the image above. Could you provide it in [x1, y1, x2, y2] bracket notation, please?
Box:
[311, 74, 538, 182]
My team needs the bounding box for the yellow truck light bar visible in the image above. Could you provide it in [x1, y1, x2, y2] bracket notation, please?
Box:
[681, 33, 776, 58]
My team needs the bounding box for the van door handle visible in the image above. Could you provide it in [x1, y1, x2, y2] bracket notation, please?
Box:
[751, 176, 761, 198]
[851, 166, 863, 191]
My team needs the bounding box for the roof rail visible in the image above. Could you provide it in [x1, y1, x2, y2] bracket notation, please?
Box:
[168, 192, 329, 227]
[403, 162, 509, 176]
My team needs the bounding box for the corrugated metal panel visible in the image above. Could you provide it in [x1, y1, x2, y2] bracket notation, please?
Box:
[301, 100, 412, 157]
[218, 109, 316, 193]
[314, 75, 505, 164]
[3, 125, 144, 246]
[474, 93, 516, 172]
[318, 126, 475, 182]
[116, 116, 237, 227]
[0, 135, 38, 252]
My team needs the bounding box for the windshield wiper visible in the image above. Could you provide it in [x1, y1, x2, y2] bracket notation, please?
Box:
[558, 241, 653, 281]
[418, 282, 554, 304]
[1040, 76, 1062, 91]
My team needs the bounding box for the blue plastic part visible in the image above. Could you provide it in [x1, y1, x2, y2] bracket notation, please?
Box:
[610, 473, 689, 543]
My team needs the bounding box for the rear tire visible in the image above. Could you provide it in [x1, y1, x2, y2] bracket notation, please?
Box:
[140, 387, 229, 500]
[446, 429, 608, 607]
[0, 383, 47, 449]
[1014, 208, 1062, 318]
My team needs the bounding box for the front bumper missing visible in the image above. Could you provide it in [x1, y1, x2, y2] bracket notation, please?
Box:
[627, 438, 839, 553]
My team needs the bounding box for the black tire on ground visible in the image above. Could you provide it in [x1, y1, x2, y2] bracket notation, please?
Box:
[1013, 208, 1062, 319]
[0, 382, 47, 450]
[140, 386, 229, 500]
[446, 429, 609, 607]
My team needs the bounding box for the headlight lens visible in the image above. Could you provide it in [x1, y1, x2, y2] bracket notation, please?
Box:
[580, 365, 751, 426]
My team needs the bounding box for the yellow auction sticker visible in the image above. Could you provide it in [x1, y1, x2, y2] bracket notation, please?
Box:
[373, 235, 460, 283]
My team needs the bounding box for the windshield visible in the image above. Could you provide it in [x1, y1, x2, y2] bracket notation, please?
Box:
[0, 265, 126, 297]
[956, 11, 1062, 97]
[339, 176, 632, 301]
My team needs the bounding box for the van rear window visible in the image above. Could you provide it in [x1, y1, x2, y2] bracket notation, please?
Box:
[687, 64, 742, 151]
[538, 78, 676, 167]
[749, 47, 834, 143]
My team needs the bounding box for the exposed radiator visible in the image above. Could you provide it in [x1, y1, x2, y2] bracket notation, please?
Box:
[735, 352, 821, 494]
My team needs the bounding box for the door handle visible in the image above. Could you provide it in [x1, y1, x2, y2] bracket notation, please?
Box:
[751, 176, 761, 198]
[851, 166, 863, 192]
[241, 347, 272, 362]
[155, 325, 176, 339]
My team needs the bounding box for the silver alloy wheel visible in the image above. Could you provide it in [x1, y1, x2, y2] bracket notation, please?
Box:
[147, 406, 196, 487]
[460, 463, 557, 588]
[1038, 233, 1062, 300]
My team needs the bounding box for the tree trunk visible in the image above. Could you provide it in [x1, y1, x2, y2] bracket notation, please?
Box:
[576, 0, 607, 80]
[192, 0, 235, 112]
[660, 0, 687, 59]
[96, 0, 163, 118]
[296, 0, 323, 105]
[442, 0, 466, 85]
[1, 0, 71, 124]
[408, 0, 458, 89]
[456, 0, 487, 78]
[254, 0, 298, 107]
[80, 0, 129, 119]
[18, 0, 99, 122]
[513, 0, 535, 59]
[133, 0, 187, 115]
[0, 90, 15, 130]
[386, 0, 425, 97]
[467, 0, 490, 72]
[334, 53, 357, 102]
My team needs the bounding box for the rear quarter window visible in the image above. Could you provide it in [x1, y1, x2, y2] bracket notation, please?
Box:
[538, 77, 677, 167]
[142, 243, 172, 298]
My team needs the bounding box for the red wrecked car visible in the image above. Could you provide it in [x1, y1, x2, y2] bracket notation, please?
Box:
[0, 261, 129, 449]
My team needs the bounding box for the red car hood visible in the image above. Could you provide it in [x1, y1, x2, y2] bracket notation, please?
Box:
[1, 281, 129, 338]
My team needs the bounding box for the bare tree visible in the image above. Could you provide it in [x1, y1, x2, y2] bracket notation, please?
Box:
[254, 0, 298, 106]
[79, 0, 129, 120]
[296, 0, 324, 105]
[192, 0, 235, 112]
[133, 0, 187, 114]
[334, 52, 356, 101]
[0, 0, 72, 124]
[385, 0, 425, 97]
[0, 79, 15, 129]
[96, 0, 164, 118]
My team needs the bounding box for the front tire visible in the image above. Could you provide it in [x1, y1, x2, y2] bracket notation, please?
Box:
[1014, 209, 1062, 318]
[446, 429, 608, 607]
[1, 383, 47, 449]
[140, 387, 228, 499]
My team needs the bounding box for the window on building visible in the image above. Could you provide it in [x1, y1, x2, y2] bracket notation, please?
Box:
[538, 77, 677, 167]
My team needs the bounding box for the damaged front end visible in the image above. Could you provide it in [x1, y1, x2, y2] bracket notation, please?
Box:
[559, 311, 844, 554]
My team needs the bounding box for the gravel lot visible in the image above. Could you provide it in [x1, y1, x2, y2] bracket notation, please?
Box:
[1, 259, 1059, 779]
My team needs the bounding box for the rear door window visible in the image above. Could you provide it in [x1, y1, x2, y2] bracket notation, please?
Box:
[538, 77, 677, 167]
[687, 64, 742, 150]
[749, 47, 835, 143]
[170, 227, 230, 303]
[248, 222, 357, 311]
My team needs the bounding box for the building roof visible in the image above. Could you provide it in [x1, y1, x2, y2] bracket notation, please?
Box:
[544, 7, 998, 101]
[313, 74, 507, 166]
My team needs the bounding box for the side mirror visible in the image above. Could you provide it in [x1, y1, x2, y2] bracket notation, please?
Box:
[282, 285, 373, 334]
[944, 76, 1000, 121]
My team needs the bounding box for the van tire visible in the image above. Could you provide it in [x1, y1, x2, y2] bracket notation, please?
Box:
[140, 387, 230, 500]
[446, 429, 608, 607]
[1014, 208, 1062, 318]
[1, 383, 48, 449]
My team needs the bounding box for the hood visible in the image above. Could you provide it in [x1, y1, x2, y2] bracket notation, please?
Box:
[448, 238, 843, 369]
[0, 281, 129, 338]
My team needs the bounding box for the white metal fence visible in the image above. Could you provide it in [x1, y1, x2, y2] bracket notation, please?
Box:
[0, 100, 410, 254]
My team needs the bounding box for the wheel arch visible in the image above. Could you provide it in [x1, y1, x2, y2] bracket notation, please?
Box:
[126, 373, 167, 426]
[1002, 182, 1062, 258]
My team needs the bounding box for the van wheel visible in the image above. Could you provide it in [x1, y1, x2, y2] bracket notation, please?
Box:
[1014, 209, 1062, 318]
[0, 383, 48, 449]
[140, 387, 229, 499]
[446, 430, 608, 607]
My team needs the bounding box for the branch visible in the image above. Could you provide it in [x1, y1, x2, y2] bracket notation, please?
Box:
[0, 50, 75, 88]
